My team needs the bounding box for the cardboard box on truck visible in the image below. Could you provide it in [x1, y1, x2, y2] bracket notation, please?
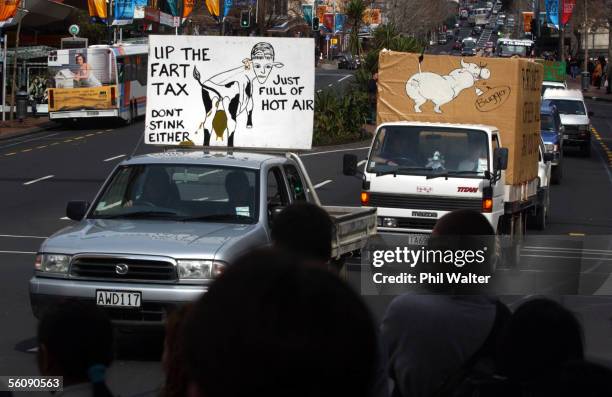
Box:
[377, 51, 543, 185]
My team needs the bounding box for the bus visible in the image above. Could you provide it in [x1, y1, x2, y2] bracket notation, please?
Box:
[496, 38, 534, 58]
[47, 41, 147, 123]
[468, 8, 488, 26]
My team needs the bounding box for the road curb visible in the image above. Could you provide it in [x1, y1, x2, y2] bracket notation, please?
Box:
[0, 121, 58, 142]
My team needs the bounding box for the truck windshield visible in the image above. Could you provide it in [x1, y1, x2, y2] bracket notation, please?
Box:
[546, 99, 586, 115]
[90, 164, 258, 223]
[367, 126, 489, 177]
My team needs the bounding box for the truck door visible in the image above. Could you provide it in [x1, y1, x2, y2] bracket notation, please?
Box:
[491, 133, 505, 226]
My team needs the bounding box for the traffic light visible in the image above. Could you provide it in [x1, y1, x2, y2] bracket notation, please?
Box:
[240, 10, 250, 28]
[312, 16, 319, 31]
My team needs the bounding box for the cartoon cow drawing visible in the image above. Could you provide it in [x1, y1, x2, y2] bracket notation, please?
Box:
[405, 59, 491, 114]
[193, 42, 284, 147]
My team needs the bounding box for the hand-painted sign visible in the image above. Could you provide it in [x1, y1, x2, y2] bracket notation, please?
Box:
[145, 36, 315, 149]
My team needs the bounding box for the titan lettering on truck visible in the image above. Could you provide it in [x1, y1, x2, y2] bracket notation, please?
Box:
[343, 52, 544, 264]
[30, 36, 377, 328]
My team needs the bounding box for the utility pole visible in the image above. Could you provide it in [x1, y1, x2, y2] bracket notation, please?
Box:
[2, 33, 7, 121]
[582, 0, 589, 90]
[9, 18, 21, 121]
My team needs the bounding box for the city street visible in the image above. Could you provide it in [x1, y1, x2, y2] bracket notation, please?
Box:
[0, 98, 612, 393]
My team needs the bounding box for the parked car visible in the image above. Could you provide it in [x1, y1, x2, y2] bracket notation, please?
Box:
[333, 53, 358, 70]
[540, 103, 564, 184]
[541, 80, 567, 97]
[438, 36, 448, 45]
[453, 40, 463, 50]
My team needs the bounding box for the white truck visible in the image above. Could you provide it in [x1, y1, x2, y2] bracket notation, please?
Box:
[344, 52, 544, 262]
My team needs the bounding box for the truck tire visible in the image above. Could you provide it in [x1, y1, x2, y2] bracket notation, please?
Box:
[551, 164, 562, 185]
[499, 213, 524, 268]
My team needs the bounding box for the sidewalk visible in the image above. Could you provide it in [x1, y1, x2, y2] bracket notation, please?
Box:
[0, 115, 57, 140]
[566, 79, 612, 102]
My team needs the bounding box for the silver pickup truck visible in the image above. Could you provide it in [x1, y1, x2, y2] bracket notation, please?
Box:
[29, 150, 376, 326]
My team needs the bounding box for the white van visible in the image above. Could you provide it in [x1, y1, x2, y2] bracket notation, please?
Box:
[542, 89, 594, 157]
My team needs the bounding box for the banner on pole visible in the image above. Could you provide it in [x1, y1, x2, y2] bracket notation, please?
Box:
[302, 4, 312, 25]
[205, 0, 220, 17]
[114, 0, 135, 21]
[0, 0, 20, 22]
[545, 0, 559, 29]
[87, 0, 107, 20]
[561, 0, 575, 25]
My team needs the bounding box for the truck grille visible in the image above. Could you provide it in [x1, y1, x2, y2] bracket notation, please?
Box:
[396, 217, 438, 230]
[102, 302, 166, 322]
[369, 193, 481, 212]
[70, 257, 177, 282]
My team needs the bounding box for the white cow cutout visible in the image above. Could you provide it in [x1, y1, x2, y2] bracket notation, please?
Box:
[405, 59, 491, 113]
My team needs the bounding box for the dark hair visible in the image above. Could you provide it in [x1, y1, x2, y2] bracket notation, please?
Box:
[161, 303, 193, 397]
[37, 300, 113, 397]
[75, 53, 86, 62]
[183, 248, 378, 397]
[426, 209, 496, 293]
[554, 360, 612, 397]
[271, 202, 334, 263]
[498, 298, 584, 382]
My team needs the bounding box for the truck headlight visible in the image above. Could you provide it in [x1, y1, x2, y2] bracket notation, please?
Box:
[35, 254, 71, 274]
[177, 260, 226, 279]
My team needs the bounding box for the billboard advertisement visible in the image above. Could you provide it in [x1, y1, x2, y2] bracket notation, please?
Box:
[145, 36, 315, 149]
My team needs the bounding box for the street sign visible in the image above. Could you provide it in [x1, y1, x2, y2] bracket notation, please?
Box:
[68, 24, 80, 37]
[331, 38, 338, 45]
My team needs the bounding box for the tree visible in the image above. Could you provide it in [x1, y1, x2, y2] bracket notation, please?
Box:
[384, 0, 452, 41]
[345, 0, 366, 56]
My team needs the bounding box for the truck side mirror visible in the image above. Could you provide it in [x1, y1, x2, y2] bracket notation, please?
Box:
[343, 154, 358, 176]
[493, 148, 508, 171]
[66, 201, 90, 221]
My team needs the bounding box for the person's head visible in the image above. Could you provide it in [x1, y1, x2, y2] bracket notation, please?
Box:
[499, 298, 584, 382]
[162, 303, 193, 397]
[224, 171, 251, 205]
[372, 72, 379, 81]
[141, 167, 172, 206]
[183, 248, 378, 397]
[248, 42, 284, 84]
[271, 202, 334, 264]
[37, 300, 113, 396]
[75, 53, 85, 65]
[426, 210, 496, 293]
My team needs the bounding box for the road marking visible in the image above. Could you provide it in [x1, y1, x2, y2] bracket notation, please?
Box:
[0, 234, 47, 239]
[64, 139, 73, 142]
[5, 152, 16, 156]
[86, 133, 95, 137]
[96, 131, 104, 134]
[592, 133, 612, 185]
[60, 217, 70, 220]
[357, 159, 367, 166]
[523, 246, 612, 254]
[104, 154, 126, 162]
[193, 197, 209, 201]
[105, 129, 113, 132]
[50, 142, 59, 146]
[568, 232, 586, 237]
[23, 175, 54, 185]
[328, 83, 333, 87]
[0, 132, 59, 149]
[313, 180, 332, 189]
[338, 75, 352, 82]
[74, 136, 84, 140]
[21, 148, 32, 153]
[0, 250, 36, 255]
[301, 146, 370, 157]
[36, 145, 47, 149]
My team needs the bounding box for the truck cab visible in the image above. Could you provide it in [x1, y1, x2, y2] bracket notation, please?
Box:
[30, 150, 376, 326]
[346, 122, 509, 234]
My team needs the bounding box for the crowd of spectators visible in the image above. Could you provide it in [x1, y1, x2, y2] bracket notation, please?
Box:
[17, 205, 612, 397]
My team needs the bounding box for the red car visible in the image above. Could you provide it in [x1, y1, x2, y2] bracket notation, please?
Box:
[453, 41, 462, 50]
